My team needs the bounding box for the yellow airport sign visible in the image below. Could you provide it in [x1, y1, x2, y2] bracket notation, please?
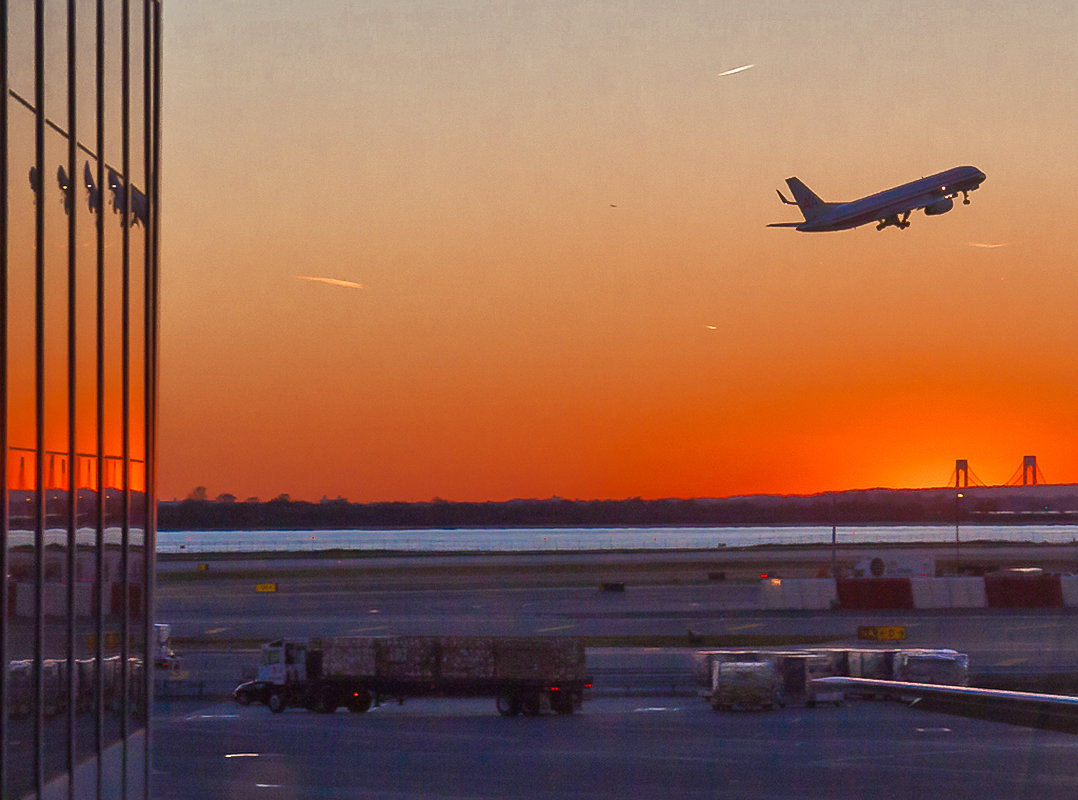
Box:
[197, 563, 209, 572]
[255, 583, 278, 593]
[857, 625, 907, 641]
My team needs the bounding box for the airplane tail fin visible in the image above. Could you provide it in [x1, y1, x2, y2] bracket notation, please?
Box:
[784, 177, 828, 222]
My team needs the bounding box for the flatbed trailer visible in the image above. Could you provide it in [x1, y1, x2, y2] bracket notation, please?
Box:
[240, 636, 590, 716]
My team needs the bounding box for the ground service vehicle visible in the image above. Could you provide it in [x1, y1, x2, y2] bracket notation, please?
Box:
[245, 636, 590, 716]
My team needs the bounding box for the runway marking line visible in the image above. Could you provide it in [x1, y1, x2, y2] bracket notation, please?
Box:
[205, 627, 228, 635]
[726, 623, 763, 632]
[349, 626, 389, 633]
[537, 623, 577, 632]
[995, 657, 1028, 667]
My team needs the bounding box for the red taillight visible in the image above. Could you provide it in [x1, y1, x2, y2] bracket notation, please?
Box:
[585, 683, 593, 689]
[549, 686, 560, 692]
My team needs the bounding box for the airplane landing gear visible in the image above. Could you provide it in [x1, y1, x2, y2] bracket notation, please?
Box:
[961, 190, 970, 205]
[876, 212, 911, 231]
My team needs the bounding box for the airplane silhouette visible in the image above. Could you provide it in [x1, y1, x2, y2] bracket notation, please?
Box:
[768, 165, 986, 232]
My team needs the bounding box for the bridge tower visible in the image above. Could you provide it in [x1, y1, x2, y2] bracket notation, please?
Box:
[955, 459, 969, 488]
[1023, 455, 1038, 486]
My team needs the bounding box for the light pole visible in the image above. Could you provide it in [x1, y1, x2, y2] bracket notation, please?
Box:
[954, 492, 964, 574]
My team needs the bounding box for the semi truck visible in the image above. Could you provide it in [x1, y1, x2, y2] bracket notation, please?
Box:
[236, 636, 590, 716]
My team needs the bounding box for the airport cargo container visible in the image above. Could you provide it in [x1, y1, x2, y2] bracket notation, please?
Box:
[847, 649, 900, 681]
[771, 652, 845, 707]
[693, 649, 845, 706]
[845, 648, 901, 699]
[692, 650, 764, 687]
[894, 649, 969, 686]
[238, 636, 590, 716]
[709, 661, 779, 711]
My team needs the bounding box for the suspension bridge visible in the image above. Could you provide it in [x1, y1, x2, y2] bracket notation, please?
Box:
[948, 455, 1048, 489]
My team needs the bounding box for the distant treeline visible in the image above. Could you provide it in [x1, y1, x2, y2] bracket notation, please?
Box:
[158, 485, 1078, 531]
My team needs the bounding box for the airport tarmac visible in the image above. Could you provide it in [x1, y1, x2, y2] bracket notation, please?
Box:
[158, 570, 1078, 675]
[153, 544, 1078, 797]
[157, 544, 1078, 710]
[151, 696, 1078, 800]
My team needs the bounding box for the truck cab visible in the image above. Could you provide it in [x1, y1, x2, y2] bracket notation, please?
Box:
[257, 639, 309, 685]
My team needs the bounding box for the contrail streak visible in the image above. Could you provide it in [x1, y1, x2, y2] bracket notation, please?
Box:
[966, 242, 1010, 249]
[718, 64, 755, 77]
[296, 275, 366, 290]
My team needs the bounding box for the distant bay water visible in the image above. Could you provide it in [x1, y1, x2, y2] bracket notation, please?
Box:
[156, 525, 1078, 554]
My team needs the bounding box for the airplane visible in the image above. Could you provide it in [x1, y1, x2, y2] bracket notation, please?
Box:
[107, 167, 148, 228]
[57, 165, 72, 214]
[768, 165, 986, 232]
[84, 161, 101, 214]
[813, 676, 1078, 734]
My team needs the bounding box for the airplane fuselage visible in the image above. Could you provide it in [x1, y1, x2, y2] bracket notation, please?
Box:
[771, 165, 986, 232]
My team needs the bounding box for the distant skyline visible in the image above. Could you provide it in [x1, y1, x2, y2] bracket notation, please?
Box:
[160, 2, 1078, 502]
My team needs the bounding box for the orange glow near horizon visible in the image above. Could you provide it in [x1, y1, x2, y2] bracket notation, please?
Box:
[155, 2, 1078, 503]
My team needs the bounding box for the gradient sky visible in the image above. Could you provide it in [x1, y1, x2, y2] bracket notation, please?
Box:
[159, 1, 1078, 502]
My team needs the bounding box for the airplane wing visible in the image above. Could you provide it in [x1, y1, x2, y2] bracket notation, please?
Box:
[766, 222, 802, 228]
[813, 677, 1078, 734]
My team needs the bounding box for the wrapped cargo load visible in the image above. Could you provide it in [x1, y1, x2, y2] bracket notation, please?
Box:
[847, 649, 899, 681]
[439, 637, 496, 680]
[317, 637, 376, 678]
[692, 650, 763, 687]
[494, 637, 586, 682]
[772, 652, 844, 707]
[710, 661, 778, 711]
[894, 649, 969, 686]
[846, 649, 900, 699]
[376, 636, 439, 680]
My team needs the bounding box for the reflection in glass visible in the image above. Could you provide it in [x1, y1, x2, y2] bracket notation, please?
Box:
[3, 1, 158, 797]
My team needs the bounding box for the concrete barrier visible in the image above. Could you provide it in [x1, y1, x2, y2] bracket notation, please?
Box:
[800, 579, 837, 610]
[910, 578, 937, 608]
[760, 580, 785, 610]
[985, 573, 1063, 608]
[1060, 576, 1078, 608]
[783, 580, 806, 609]
[951, 577, 988, 608]
[16, 582, 34, 618]
[43, 583, 66, 618]
[760, 579, 837, 610]
[836, 578, 914, 610]
[75, 583, 94, 617]
[910, 577, 987, 609]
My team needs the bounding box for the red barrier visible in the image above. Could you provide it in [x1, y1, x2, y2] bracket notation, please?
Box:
[836, 578, 914, 610]
[984, 574, 1063, 608]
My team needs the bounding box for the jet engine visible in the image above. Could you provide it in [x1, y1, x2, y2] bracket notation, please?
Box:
[924, 197, 954, 216]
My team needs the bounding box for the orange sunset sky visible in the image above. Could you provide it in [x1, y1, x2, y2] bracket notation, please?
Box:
[158, 1, 1078, 502]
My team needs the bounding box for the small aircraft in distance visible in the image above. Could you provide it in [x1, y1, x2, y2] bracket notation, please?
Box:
[768, 165, 986, 232]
